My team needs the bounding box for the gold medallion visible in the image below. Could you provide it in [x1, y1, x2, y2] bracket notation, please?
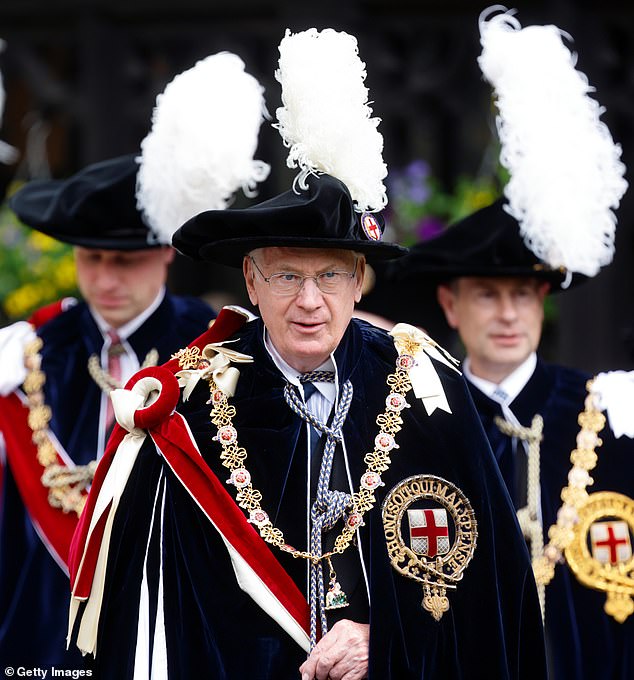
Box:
[381, 474, 478, 621]
[564, 491, 634, 623]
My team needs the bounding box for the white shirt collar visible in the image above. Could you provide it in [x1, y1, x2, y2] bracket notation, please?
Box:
[91, 286, 166, 342]
[464, 352, 537, 405]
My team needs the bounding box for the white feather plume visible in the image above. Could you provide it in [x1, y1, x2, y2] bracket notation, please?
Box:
[0, 39, 19, 165]
[137, 52, 270, 245]
[275, 28, 387, 212]
[479, 6, 628, 277]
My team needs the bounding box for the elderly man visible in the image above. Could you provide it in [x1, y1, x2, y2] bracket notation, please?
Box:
[0, 154, 214, 668]
[68, 173, 546, 679]
[396, 199, 634, 680]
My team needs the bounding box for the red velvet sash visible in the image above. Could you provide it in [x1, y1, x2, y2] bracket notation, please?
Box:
[69, 307, 310, 653]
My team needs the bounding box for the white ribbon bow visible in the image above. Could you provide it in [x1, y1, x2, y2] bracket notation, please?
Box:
[0, 321, 36, 396]
[390, 323, 460, 416]
[176, 341, 253, 401]
[591, 371, 634, 439]
[69, 376, 163, 656]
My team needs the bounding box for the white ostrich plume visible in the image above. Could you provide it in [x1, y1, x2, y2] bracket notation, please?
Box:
[479, 6, 628, 277]
[0, 39, 18, 165]
[137, 52, 270, 245]
[275, 28, 387, 213]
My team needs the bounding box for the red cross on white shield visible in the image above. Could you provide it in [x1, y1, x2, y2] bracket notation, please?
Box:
[408, 508, 450, 558]
[361, 213, 382, 241]
[590, 520, 632, 565]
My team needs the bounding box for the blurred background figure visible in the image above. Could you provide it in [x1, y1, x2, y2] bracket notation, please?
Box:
[0, 155, 215, 669]
[393, 8, 632, 680]
[0, 48, 270, 669]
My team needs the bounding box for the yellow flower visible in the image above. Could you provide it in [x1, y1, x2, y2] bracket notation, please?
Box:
[52, 256, 77, 289]
[28, 231, 59, 252]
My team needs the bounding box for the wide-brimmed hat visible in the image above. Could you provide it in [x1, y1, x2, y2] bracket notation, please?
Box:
[173, 29, 407, 268]
[390, 199, 574, 289]
[172, 172, 407, 267]
[9, 155, 155, 250]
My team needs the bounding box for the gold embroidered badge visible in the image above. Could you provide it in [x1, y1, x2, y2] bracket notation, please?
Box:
[382, 474, 478, 620]
[565, 491, 634, 622]
[171, 346, 201, 369]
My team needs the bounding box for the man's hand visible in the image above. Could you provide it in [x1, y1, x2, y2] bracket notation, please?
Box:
[299, 620, 369, 680]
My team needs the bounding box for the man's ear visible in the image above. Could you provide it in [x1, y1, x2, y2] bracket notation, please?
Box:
[353, 257, 366, 304]
[243, 256, 258, 306]
[538, 281, 550, 300]
[437, 284, 459, 330]
[164, 246, 176, 265]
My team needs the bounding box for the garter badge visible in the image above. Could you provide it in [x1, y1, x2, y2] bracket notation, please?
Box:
[565, 491, 634, 623]
[361, 212, 382, 241]
[382, 475, 477, 621]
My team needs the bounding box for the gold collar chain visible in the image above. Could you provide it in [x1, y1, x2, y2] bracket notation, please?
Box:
[21, 336, 158, 516]
[200, 345, 418, 564]
[87, 348, 159, 394]
[23, 337, 94, 516]
[532, 379, 606, 585]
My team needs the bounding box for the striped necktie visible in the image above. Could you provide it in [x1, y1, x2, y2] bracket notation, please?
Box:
[104, 329, 123, 432]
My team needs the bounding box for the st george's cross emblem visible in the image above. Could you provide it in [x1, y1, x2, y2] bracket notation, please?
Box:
[408, 508, 450, 558]
[361, 212, 382, 241]
[382, 475, 477, 621]
[565, 492, 634, 623]
[590, 520, 632, 565]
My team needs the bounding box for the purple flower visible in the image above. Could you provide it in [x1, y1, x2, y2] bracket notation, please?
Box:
[405, 159, 430, 181]
[416, 217, 445, 242]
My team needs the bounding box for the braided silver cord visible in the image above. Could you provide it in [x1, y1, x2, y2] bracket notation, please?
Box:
[283, 379, 354, 648]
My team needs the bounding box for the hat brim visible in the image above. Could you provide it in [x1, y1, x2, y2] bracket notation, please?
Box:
[173, 174, 407, 267]
[9, 155, 156, 251]
[195, 236, 406, 267]
[387, 199, 588, 292]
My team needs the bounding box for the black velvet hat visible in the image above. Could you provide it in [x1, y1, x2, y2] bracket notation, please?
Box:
[9, 155, 157, 250]
[390, 199, 578, 290]
[172, 173, 407, 267]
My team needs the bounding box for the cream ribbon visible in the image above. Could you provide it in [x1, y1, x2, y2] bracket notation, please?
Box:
[591, 371, 634, 439]
[176, 341, 253, 401]
[68, 377, 162, 656]
[390, 323, 460, 416]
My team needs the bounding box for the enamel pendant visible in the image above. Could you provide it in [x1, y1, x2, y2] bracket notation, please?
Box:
[325, 560, 349, 610]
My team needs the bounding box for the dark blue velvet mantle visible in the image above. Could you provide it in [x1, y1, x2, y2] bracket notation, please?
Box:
[82, 318, 547, 679]
[0, 293, 214, 668]
[467, 360, 634, 680]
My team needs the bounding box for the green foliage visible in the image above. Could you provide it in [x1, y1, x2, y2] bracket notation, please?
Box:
[0, 181, 78, 321]
[385, 159, 506, 247]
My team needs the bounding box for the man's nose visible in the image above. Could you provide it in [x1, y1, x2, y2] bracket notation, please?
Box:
[295, 277, 323, 306]
[497, 295, 519, 320]
[94, 264, 119, 288]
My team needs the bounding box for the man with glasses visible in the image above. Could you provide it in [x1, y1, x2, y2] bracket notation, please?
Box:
[69, 173, 546, 679]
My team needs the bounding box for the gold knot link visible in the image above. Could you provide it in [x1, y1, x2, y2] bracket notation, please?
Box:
[171, 346, 201, 369]
[578, 410, 606, 432]
[28, 404, 52, 431]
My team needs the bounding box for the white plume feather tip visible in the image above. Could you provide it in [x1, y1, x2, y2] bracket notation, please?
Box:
[275, 28, 387, 212]
[479, 7, 628, 277]
[0, 39, 19, 165]
[136, 52, 270, 245]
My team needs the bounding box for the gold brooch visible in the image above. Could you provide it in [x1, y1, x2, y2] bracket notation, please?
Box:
[564, 491, 634, 623]
[382, 474, 478, 621]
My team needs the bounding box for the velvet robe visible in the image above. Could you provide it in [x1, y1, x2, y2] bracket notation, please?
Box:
[80, 317, 546, 679]
[0, 293, 214, 668]
[467, 360, 634, 680]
